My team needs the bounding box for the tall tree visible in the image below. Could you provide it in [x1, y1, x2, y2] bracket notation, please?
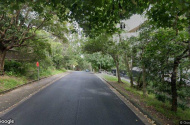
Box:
[137, 23, 152, 96]
[146, 0, 190, 111]
[120, 37, 137, 87]
[0, 1, 66, 75]
[83, 33, 123, 83]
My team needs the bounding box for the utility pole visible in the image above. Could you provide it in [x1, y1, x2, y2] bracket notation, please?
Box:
[100, 63, 101, 73]
[36, 62, 40, 81]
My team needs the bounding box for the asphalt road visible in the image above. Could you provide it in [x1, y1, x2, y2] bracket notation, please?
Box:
[1, 71, 144, 125]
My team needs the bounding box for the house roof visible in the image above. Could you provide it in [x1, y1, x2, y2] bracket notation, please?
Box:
[128, 24, 141, 33]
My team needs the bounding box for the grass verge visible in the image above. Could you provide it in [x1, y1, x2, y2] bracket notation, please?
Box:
[0, 68, 66, 93]
[0, 76, 27, 92]
[40, 68, 66, 78]
[102, 74, 190, 125]
[103, 74, 130, 85]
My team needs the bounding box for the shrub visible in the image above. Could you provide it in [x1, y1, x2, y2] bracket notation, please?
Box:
[155, 93, 166, 103]
[4, 60, 26, 75]
[178, 102, 188, 110]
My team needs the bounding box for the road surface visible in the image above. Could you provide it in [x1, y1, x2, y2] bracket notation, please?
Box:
[1, 71, 144, 125]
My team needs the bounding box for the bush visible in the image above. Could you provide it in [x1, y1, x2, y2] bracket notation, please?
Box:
[178, 102, 188, 110]
[5, 71, 14, 76]
[178, 87, 190, 101]
[4, 60, 26, 75]
[155, 93, 166, 103]
[147, 83, 154, 94]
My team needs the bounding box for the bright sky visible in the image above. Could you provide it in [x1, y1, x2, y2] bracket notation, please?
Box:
[124, 14, 146, 31]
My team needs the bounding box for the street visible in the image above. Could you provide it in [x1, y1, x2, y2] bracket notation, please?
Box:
[1, 71, 144, 125]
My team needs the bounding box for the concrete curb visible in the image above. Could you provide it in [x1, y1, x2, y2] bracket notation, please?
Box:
[0, 72, 70, 116]
[97, 74, 162, 125]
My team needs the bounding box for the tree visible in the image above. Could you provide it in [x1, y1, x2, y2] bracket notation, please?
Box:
[145, 0, 190, 111]
[85, 52, 114, 71]
[0, 0, 150, 75]
[144, 28, 189, 111]
[136, 23, 153, 96]
[0, 1, 66, 75]
[120, 37, 137, 87]
[83, 33, 123, 83]
[64, 0, 148, 37]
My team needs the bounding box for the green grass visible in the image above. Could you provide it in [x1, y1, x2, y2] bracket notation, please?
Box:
[39, 68, 66, 79]
[102, 74, 190, 124]
[146, 96, 190, 124]
[0, 68, 66, 93]
[125, 86, 143, 95]
[0, 76, 27, 92]
[103, 74, 118, 82]
[103, 74, 130, 85]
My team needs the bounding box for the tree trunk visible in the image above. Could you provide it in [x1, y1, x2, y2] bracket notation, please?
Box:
[187, 13, 190, 60]
[112, 55, 122, 83]
[179, 64, 183, 86]
[116, 64, 122, 83]
[0, 50, 6, 75]
[116, 58, 122, 83]
[171, 59, 179, 112]
[124, 55, 133, 87]
[137, 72, 143, 89]
[142, 64, 147, 96]
[188, 25, 190, 60]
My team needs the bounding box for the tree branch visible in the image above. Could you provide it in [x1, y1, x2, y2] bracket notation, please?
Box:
[176, 48, 188, 60]
[15, 9, 21, 25]
[21, 34, 35, 42]
[182, 41, 189, 43]
[18, 7, 30, 31]
[0, 13, 4, 21]
[2, 14, 15, 37]
[33, 18, 46, 33]
[182, 54, 189, 58]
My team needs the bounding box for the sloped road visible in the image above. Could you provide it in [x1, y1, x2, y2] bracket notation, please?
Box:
[1, 71, 144, 125]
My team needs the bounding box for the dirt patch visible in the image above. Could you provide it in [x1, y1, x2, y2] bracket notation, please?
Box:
[108, 81, 174, 125]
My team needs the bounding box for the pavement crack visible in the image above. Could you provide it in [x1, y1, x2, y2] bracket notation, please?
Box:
[75, 98, 80, 125]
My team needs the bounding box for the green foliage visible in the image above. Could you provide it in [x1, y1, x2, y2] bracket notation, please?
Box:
[0, 76, 27, 92]
[85, 52, 114, 71]
[0, 1, 63, 52]
[105, 73, 190, 124]
[3, 29, 67, 79]
[146, 0, 189, 29]
[103, 74, 130, 86]
[40, 68, 66, 78]
[0, 67, 66, 92]
[51, 42, 64, 69]
[143, 27, 189, 93]
[146, 98, 190, 124]
[83, 33, 111, 54]
[155, 93, 166, 103]
[64, 0, 148, 36]
[43, 16, 69, 42]
[4, 60, 26, 76]
[1, 0, 189, 117]
[103, 74, 118, 82]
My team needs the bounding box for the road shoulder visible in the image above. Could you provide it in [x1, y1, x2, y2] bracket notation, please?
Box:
[0, 72, 70, 116]
[96, 74, 155, 125]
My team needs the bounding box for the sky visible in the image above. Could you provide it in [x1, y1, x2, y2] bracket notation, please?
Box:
[113, 14, 146, 40]
[124, 14, 146, 31]
[74, 14, 146, 42]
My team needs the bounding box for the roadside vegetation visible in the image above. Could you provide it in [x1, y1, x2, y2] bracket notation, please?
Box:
[0, 75, 27, 92]
[102, 74, 190, 124]
[0, 1, 189, 124]
[0, 68, 66, 93]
